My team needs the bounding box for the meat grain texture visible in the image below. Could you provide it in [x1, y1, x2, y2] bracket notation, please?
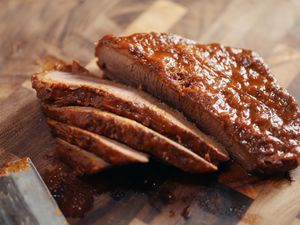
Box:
[48, 119, 149, 165]
[56, 138, 111, 174]
[32, 62, 227, 164]
[96, 32, 300, 174]
[43, 104, 217, 173]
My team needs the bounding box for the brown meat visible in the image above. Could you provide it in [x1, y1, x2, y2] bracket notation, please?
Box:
[43, 104, 218, 173]
[48, 119, 149, 165]
[96, 32, 300, 174]
[31, 62, 228, 164]
[56, 138, 111, 174]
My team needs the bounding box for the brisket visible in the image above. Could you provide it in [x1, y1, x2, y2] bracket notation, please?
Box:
[96, 32, 300, 173]
[56, 138, 111, 174]
[31, 61, 228, 163]
[48, 119, 149, 165]
[43, 104, 218, 173]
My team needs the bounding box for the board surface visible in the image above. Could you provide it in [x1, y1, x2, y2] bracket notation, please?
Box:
[0, 1, 300, 225]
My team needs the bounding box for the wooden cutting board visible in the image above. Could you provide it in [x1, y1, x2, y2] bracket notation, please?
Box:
[0, 1, 300, 225]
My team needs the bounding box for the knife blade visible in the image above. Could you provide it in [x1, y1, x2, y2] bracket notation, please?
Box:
[0, 157, 68, 225]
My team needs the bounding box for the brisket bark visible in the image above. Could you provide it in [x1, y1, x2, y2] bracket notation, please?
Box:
[96, 32, 300, 173]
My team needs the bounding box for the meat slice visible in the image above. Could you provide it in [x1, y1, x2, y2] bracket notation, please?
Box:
[96, 32, 300, 174]
[48, 119, 149, 165]
[43, 104, 217, 173]
[56, 138, 111, 174]
[31, 61, 228, 164]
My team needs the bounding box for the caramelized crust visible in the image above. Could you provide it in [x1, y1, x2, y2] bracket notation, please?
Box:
[96, 33, 300, 173]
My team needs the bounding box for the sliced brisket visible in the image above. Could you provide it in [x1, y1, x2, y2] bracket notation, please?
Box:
[56, 138, 111, 174]
[43, 104, 218, 173]
[48, 119, 149, 165]
[96, 32, 300, 174]
[31, 62, 228, 164]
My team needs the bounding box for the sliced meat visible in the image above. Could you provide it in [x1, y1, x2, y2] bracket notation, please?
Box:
[48, 118, 149, 165]
[96, 32, 300, 174]
[56, 138, 111, 174]
[43, 104, 217, 173]
[31, 61, 228, 164]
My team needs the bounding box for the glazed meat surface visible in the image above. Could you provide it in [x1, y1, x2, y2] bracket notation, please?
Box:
[96, 32, 300, 173]
[32, 61, 228, 164]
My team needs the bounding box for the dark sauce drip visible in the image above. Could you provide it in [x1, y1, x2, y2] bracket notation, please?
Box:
[43, 157, 294, 222]
[157, 188, 175, 205]
[169, 210, 175, 217]
[181, 205, 191, 220]
[43, 160, 95, 218]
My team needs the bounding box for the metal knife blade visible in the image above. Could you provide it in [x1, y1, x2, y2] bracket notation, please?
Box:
[0, 157, 68, 225]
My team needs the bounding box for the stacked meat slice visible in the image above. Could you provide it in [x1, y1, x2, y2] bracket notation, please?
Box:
[32, 58, 228, 174]
[32, 32, 299, 175]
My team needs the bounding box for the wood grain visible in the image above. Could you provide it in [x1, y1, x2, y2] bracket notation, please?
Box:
[0, 1, 299, 225]
[122, 0, 187, 35]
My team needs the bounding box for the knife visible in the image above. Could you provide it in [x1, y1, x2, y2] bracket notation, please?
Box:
[0, 157, 68, 225]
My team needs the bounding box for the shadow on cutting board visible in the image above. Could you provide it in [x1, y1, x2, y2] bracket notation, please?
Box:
[43, 155, 267, 225]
